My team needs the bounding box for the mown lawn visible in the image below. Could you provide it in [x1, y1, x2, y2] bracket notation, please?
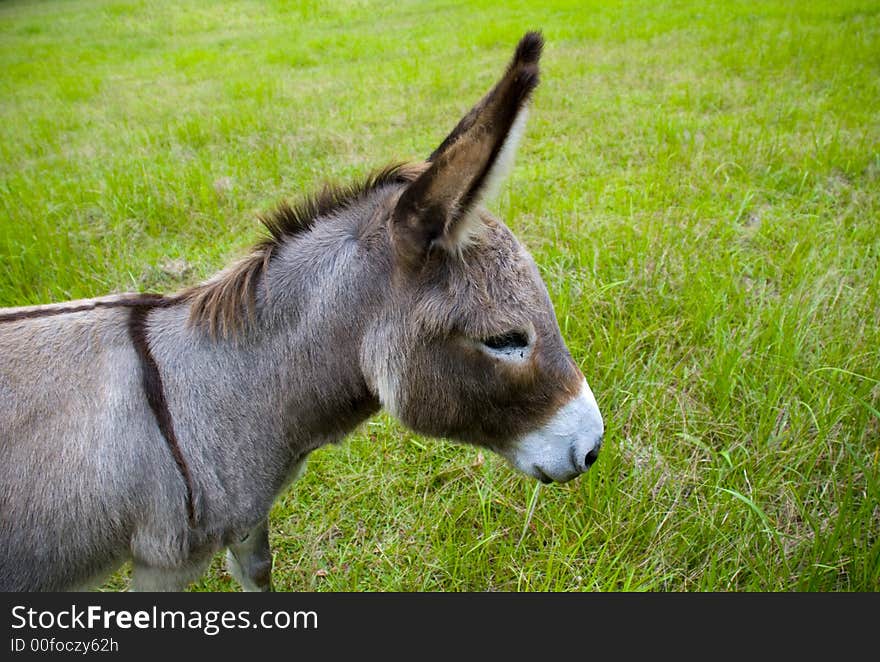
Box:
[1, 0, 878, 591]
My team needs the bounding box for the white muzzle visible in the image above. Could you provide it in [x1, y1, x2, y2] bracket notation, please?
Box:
[501, 379, 604, 483]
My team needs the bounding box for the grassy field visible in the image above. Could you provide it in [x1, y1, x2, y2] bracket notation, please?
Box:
[1, 0, 878, 591]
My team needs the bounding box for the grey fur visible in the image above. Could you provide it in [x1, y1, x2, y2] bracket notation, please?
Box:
[0, 32, 602, 591]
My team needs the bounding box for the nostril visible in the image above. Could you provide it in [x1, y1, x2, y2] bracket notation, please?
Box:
[584, 448, 600, 468]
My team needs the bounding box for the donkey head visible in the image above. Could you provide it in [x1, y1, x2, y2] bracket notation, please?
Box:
[362, 32, 604, 483]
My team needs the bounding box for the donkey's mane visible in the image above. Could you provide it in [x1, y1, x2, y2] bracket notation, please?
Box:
[183, 161, 427, 339]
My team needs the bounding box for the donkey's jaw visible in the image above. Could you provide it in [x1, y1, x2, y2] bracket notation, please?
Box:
[502, 379, 604, 483]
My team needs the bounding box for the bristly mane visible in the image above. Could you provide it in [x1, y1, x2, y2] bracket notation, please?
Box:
[183, 162, 427, 339]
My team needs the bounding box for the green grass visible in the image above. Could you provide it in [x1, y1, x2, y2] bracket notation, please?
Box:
[2, 0, 878, 591]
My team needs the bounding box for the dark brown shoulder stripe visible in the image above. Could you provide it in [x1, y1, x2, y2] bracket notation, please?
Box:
[0, 294, 177, 324]
[128, 303, 198, 529]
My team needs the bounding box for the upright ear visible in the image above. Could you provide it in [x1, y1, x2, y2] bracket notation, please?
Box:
[392, 31, 543, 265]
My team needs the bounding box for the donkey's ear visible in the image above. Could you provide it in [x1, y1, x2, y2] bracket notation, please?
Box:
[392, 31, 543, 264]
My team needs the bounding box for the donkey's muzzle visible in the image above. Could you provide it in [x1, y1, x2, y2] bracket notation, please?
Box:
[502, 379, 604, 483]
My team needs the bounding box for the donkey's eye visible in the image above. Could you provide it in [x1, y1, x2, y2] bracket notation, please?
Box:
[482, 330, 530, 351]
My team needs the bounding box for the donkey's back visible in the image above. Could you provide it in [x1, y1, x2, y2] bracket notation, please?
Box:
[0, 298, 184, 590]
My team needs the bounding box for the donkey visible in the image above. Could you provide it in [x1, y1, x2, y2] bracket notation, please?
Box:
[0, 32, 603, 592]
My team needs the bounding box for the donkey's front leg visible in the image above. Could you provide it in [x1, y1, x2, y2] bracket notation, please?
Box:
[131, 556, 212, 592]
[226, 518, 273, 592]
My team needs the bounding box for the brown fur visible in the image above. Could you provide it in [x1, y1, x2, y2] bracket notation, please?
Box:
[386, 217, 584, 447]
[429, 31, 544, 161]
[393, 32, 544, 265]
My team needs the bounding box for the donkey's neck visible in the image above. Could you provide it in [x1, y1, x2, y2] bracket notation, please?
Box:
[262, 225, 385, 444]
[147, 201, 391, 530]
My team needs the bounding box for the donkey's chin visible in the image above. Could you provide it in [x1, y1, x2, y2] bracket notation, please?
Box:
[501, 379, 604, 484]
[524, 463, 580, 485]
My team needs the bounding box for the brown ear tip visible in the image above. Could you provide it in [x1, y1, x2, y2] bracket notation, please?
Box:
[514, 31, 544, 66]
[513, 63, 540, 103]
